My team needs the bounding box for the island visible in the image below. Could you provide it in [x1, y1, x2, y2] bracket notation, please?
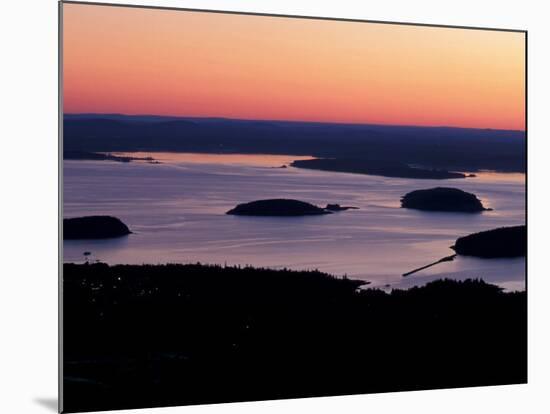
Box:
[63, 262, 526, 412]
[452, 225, 526, 258]
[401, 187, 490, 212]
[64, 216, 132, 239]
[325, 203, 359, 212]
[64, 151, 158, 163]
[226, 199, 332, 216]
[291, 158, 467, 179]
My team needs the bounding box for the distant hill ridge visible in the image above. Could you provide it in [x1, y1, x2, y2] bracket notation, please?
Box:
[63, 114, 526, 172]
[63, 113, 526, 132]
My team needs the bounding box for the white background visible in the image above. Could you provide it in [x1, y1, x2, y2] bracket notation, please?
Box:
[0, 0, 548, 413]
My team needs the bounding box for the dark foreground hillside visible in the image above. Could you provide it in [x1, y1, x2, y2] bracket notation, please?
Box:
[63, 263, 526, 413]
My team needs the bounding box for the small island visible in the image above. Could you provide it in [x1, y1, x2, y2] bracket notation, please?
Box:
[325, 203, 359, 212]
[226, 199, 331, 216]
[401, 187, 490, 212]
[64, 216, 132, 239]
[291, 158, 466, 179]
[452, 225, 526, 258]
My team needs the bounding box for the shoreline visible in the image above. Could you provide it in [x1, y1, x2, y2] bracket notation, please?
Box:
[63, 150, 528, 176]
[61, 258, 527, 293]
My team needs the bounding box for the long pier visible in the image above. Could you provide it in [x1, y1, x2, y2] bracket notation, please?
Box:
[402, 254, 457, 277]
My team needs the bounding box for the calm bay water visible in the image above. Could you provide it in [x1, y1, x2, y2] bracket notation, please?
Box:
[63, 153, 525, 291]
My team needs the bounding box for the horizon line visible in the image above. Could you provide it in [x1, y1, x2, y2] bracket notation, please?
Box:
[63, 112, 526, 133]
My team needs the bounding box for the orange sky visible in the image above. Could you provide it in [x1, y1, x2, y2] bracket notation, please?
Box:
[63, 3, 525, 130]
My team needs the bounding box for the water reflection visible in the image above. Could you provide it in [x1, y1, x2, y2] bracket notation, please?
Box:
[63, 155, 525, 291]
[110, 152, 313, 167]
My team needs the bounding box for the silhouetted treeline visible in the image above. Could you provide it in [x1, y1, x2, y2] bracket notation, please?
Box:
[292, 158, 466, 179]
[226, 199, 331, 216]
[63, 216, 131, 240]
[63, 263, 526, 412]
[401, 187, 490, 212]
[63, 115, 526, 172]
[453, 225, 527, 257]
[63, 150, 156, 163]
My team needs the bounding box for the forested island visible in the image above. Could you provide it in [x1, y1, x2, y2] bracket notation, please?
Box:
[63, 216, 131, 239]
[402, 225, 526, 276]
[291, 158, 467, 179]
[453, 225, 527, 258]
[226, 199, 360, 216]
[401, 187, 490, 212]
[63, 262, 526, 412]
[227, 199, 331, 216]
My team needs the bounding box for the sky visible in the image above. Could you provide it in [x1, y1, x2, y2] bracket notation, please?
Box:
[63, 3, 526, 130]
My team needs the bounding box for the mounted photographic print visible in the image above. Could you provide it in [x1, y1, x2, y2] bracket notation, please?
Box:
[60, 1, 527, 412]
